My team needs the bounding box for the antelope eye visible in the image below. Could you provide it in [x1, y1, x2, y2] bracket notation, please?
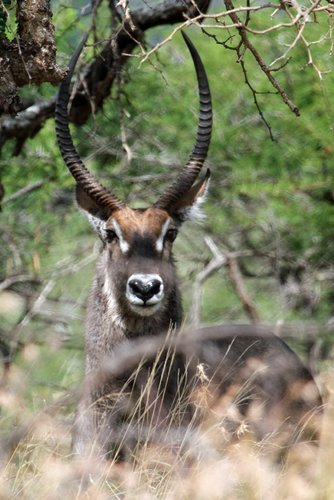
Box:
[106, 229, 118, 243]
[165, 228, 178, 242]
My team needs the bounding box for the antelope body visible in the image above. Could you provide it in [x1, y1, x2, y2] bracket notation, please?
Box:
[80, 326, 322, 461]
[55, 34, 322, 460]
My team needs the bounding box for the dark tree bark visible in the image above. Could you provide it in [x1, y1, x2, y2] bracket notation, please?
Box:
[0, 0, 66, 115]
[0, 97, 55, 153]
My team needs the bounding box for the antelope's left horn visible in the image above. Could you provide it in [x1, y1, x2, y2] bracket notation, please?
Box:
[154, 31, 212, 210]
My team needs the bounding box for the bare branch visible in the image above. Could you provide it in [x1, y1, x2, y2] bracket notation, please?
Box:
[3, 180, 45, 204]
[0, 98, 55, 154]
[0, 274, 40, 293]
[1, 0, 332, 153]
[225, 252, 261, 324]
[69, 0, 212, 123]
[223, 0, 300, 116]
[190, 237, 261, 326]
[190, 237, 226, 327]
[0, 0, 212, 151]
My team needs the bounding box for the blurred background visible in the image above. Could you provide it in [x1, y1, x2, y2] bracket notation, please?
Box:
[0, 0, 334, 495]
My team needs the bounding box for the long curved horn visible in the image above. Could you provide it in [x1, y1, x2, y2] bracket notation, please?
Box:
[55, 35, 125, 212]
[154, 31, 212, 210]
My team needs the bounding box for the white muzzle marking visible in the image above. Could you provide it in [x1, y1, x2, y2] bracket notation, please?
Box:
[126, 273, 164, 316]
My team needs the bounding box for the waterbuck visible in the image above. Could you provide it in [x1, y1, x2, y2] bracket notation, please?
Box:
[55, 33, 322, 461]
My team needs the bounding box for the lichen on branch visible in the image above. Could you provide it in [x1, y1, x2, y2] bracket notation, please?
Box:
[0, 0, 66, 115]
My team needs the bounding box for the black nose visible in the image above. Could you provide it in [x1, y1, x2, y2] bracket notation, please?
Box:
[128, 278, 162, 302]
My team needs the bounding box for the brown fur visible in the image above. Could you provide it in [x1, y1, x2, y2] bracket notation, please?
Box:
[55, 36, 322, 463]
[74, 326, 323, 461]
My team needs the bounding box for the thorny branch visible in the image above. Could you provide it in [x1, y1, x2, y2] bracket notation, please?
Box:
[2, 0, 333, 152]
[138, 0, 333, 132]
[0, 0, 211, 153]
[224, 0, 300, 117]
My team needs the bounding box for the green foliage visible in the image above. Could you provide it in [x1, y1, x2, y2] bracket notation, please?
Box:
[1, 6, 334, 495]
[0, 0, 15, 41]
[1, 7, 334, 416]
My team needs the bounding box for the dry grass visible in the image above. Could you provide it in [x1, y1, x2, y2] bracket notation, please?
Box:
[0, 341, 332, 500]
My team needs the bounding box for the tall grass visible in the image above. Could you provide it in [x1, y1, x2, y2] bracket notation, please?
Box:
[0, 330, 330, 499]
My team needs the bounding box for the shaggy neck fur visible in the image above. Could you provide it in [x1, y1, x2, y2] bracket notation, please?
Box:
[84, 248, 183, 373]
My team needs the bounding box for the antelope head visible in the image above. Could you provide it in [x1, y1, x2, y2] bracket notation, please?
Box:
[55, 33, 212, 319]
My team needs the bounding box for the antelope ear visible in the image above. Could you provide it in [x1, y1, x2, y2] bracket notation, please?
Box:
[76, 185, 112, 238]
[76, 185, 112, 220]
[169, 169, 210, 224]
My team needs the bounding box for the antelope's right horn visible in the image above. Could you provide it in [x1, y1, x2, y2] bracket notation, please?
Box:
[55, 35, 125, 213]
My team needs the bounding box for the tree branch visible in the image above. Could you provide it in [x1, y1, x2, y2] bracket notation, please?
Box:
[190, 238, 261, 326]
[223, 0, 300, 117]
[69, 0, 212, 124]
[225, 252, 261, 324]
[0, 0, 212, 151]
[190, 237, 226, 327]
[0, 98, 56, 154]
[0, 274, 41, 293]
[2, 180, 45, 203]
[0, 0, 66, 115]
